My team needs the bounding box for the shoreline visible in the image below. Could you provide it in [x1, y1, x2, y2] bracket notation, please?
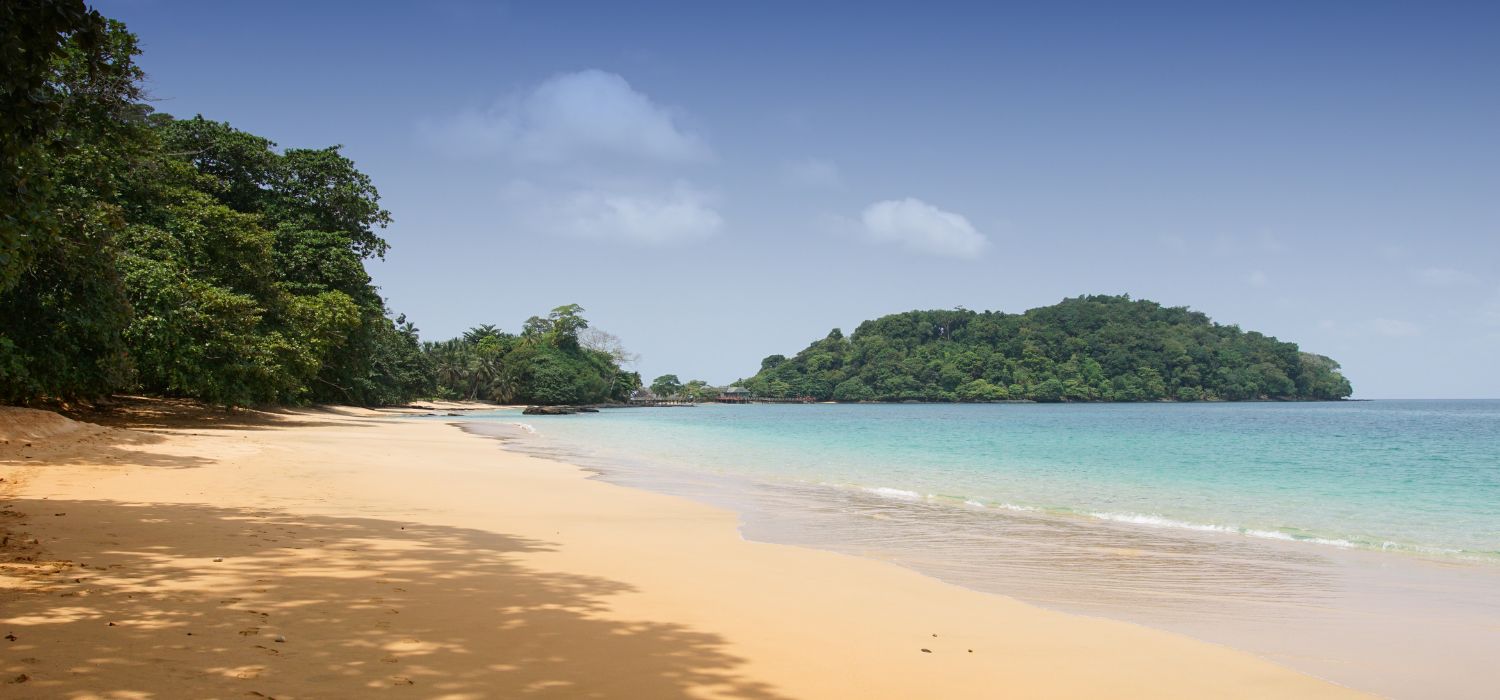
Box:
[492, 412, 1492, 564]
[463, 405, 1500, 699]
[2, 402, 1371, 698]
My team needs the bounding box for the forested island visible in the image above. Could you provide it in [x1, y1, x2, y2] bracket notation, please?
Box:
[739, 296, 1353, 403]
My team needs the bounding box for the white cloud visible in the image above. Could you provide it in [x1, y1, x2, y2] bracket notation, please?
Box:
[781, 158, 843, 189]
[504, 180, 722, 245]
[425, 70, 709, 163]
[1370, 318, 1422, 337]
[1414, 267, 1482, 288]
[859, 198, 987, 259]
[1247, 270, 1269, 287]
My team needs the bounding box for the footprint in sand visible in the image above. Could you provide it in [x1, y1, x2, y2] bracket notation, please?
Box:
[239, 628, 260, 637]
[390, 676, 413, 686]
[381, 655, 398, 663]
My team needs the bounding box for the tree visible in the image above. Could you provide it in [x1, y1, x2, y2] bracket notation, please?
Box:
[0, 0, 106, 292]
[1, 16, 142, 403]
[547, 304, 588, 348]
[423, 307, 637, 406]
[580, 327, 639, 366]
[650, 374, 683, 398]
[681, 379, 720, 402]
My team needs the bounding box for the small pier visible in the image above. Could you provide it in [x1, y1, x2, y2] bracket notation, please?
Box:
[713, 396, 816, 404]
[626, 398, 698, 407]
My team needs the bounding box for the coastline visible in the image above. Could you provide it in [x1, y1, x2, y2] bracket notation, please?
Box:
[1, 402, 1367, 698]
[468, 407, 1500, 700]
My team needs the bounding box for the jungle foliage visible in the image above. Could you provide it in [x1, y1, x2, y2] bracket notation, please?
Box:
[423, 305, 641, 405]
[1, 11, 429, 406]
[741, 296, 1353, 403]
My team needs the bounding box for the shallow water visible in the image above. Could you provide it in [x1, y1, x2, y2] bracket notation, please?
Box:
[439, 401, 1500, 698]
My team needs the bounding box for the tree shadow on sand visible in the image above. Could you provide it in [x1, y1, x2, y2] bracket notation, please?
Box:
[1, 500, 791, 699]
[67, 396, 387, 433]
[1, 422, 215, 470]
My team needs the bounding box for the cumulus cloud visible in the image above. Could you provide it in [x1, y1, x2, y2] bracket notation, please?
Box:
[1370, 318, 1421, 337]
[425, 69, 710, 163]
[781, 158, 843, 189]
[504, 180, 722, 245]
[859, 198, 987, 259]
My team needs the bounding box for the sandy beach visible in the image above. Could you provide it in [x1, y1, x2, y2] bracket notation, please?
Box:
[0, 400, 1368, 699]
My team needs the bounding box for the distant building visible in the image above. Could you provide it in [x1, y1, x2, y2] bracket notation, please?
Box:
[717, 386, 751, 403]
[629, 388, 659, 404]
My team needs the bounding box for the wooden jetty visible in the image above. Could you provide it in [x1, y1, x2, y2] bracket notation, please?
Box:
[713, 395, 815, 405]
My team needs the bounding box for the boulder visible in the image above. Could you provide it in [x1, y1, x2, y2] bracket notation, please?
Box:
[522, 406, 579, 415]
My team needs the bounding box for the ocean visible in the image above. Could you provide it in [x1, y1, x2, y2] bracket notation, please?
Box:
[440, 400, 1500, 698]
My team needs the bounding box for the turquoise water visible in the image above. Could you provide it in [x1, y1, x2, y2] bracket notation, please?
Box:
[476, 400, 1500, 561]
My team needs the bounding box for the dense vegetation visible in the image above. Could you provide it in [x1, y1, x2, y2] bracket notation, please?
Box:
[741, 296, 1352, 403]
[423, 305, 640, 405]
[0, 10, 436, 406]
[0, 7, 642, 408]
[642, 374, 722, 402]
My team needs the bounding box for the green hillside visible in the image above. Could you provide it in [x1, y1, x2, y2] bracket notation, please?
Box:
[741, 295, 1352, 403]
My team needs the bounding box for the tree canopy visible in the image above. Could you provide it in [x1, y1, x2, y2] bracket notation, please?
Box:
[741, 295, 1353, 403]
[423, 306, 640, 405]
[0, 14, 427, 406]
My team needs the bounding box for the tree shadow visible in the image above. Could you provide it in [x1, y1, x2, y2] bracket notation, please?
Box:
[1, 500, 790, 698]
[65, 396, 387, 432]
[3, 398, 401, 470]
[1, 419, 215, 470]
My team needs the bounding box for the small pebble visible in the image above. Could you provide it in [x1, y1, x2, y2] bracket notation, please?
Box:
[274, 634, 286, 643]
[212, 557, 223, 562]
[920, 648, 931, 653]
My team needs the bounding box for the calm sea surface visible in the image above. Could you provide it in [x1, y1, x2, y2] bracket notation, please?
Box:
[439, 401, 1500, 698]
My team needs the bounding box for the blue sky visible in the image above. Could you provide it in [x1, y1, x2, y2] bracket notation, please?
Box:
[98, 1, 1499, 398]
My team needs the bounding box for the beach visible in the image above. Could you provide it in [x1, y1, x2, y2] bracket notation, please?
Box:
[0, 400, 1373, 698]
[481, 401, 1500, 699]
